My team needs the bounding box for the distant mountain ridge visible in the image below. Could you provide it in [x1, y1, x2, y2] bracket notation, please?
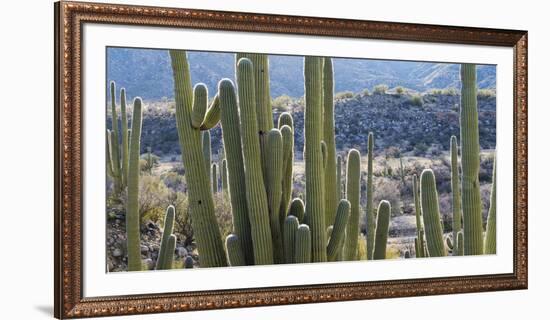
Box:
[107, 47, 496, 101]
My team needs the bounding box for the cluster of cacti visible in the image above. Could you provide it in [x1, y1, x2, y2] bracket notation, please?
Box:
[412, 64, 497, 258]
[107, 82, 131, 194]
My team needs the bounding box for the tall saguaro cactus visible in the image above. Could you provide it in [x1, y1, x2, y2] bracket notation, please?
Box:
[236, 58, 274, 265]
[413, 174, 425, 258]
[120, 88, 129, 187]
[336, 155, 343, 200]
[450, 136, 462, 256]
[304, 56, 327, 263]
[365, 132, 375, 260]
[109, 82, 123, 193]
[323, 58, 338, 227]
[266, 128, 284, 263]
[169, 50, 227, 268]
[279, 123, 294, 227]
[373, 200, 391, 260]
[126, 97, 143, 271]
[484, 154, 497, 254]
[344, 149, 361, 261]
[218, 79, 254, 265]
[202, 131, 212, 183]
[283, 215, 299, 263]
[460, 63, 484, 255]
[156, 206, 175, 270]
[420, 169, 446, 257]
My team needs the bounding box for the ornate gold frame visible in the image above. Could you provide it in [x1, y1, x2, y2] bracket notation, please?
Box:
[54, 1, 528, 318]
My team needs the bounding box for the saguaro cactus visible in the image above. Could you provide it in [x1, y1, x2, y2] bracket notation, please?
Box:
[484, 154, 497, 254]
[191, 84, 208, 129]
[212, 163, 218, 193]
[218, 79, 253, 265]
[236, 58, 274, 265]
[266, 128, 284, 263]
[365, 132, 375, 260]
[169, 50, 227, 267]
[156, 205, 175, 270]
[304, 56, 327, 262]
[221, 159, 228, 194]
[109, 82, 122, 193]
[450, 136, 462, 256]
[460, 63, 484, 255]
[226, 234, 246, 266]
[327, 199, 351, 261]
[289, 198, 305, 223]
[279, 124, 294, 227]
[295, 224, 312, 263]
[120, 88, 129, 187]
[283, 215, 299, 264]
[200, 94, 221, 130]
[202, 131, 212, 183]
[413, 174, 425, 258]
[323, 58, 338, 227]
[344, 149, 361, 261]
[336, 155, 343, 200]
[420, 169, 446, 257]
[126, 97, 143, 271]
[373, 200, 390, 260]
[159, 235, 177, 270]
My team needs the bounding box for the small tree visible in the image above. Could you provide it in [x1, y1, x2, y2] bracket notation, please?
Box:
[373, 84, 389, 95]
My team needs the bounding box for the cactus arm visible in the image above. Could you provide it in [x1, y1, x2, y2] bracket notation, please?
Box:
[120, 88, 129, 187]
[191, 84, 208, 129]
[460, 63, 484, 255]
[420, 169, 447, 257]
[450, 136, 463, 256]
[304, 56, 327, 263]
[373, 200, 391, 260]
[283, 215, 299, 264]
[279, 124, 294, 227]
[106, 129, 114, 178]
[294, 224, 312, 263]
[126, 97, 143, 271]
[218, 79, 254, 265]
[266, 128, 285, 263]
[322, 58, 338, 227]
[160, 234, 176, 270]
[170, 50, 227, 267]
[365, 132, 375, 260]
[155, 206, 175, 270]
[484, 154, 497, 254]
[226, 234, 246, 266]
[200, 94, 221, 130]
[327, 199, 351, 261]
[336, 155, 342, 200]
[278, 112, 294, 129]
[236, 58, 274, 265]
[343, 149, 361, 261]
[109, 81, 122, 193]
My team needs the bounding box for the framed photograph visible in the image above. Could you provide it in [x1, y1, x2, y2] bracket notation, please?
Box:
[54, 1, 528, 318]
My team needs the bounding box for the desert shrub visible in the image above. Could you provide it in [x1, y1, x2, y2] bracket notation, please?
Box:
[162, 171, 186, 192]
[272, 95, 293, 112]
[385, 245, 401, 259]
[335, 91, 354, 100]
[137, 175, 171, 223]
[374, 178, 402, 216]
[478, 89, 496, 98]
[361, 88, 370, 96]
[140, 151, 160, 173]
[445, 88, 459, 96]
[479, 153, 495, 183]
[409, 94, 423, 107]
[172, 191, 194, 246]
[373, 84, 389, 95]
[394, 86, 405, 95]
[413, 142, 429, 156]
[213, 192, 233, 240]
[385, 146, 401, 158]
[357, 235, 367, 260]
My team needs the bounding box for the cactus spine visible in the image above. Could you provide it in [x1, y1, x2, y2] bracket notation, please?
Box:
[413, 174, 425, 258]
[365, 132, 375, 260]
[295, 224, 312, 263]
[450, 136, 462, 256]
[373, 200, 390, 260]
[420, 169, 446, 257]
[156, 205, 175, 270]
[236, 58, 274, 265]
[343, 149, 361, 261]
[460, 63, 484, 255]
[169, 50, 227, 267]
[126, 97, 143, 271]
[218, 79, 254, 265]
[266, 128, 284, 263]
[323, 58, 338, 227]
[484, 154, 497, 254]
[226, 234, 246, 266]
[304, 56, 327, 262]
[327, 199, 351, 261]
[283, 215, 299, 263]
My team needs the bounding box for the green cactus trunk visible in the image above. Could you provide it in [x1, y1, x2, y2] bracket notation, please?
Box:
[420, 169, 447, 257]
[458, 231, 464, 256]
[218, 79, 254, 265]
[212, 163, 218, 193]
[106, 129, 114, 178]
[413, 174, 425, 258]
[236, 58, 274, 265]
[120, 88, 129, 187]
[279, 123, 294, 228]
[295, 224, 312, 263]
[322, 58, 338, 227]
[373, 200, 390, 260]
[336, 155, 342, 200]
[460, 63, 484, 255]
[156, 205, 175, 270]
[283, 215, 299, 264]
[304, 56, 327, 263]
[344, 149, 361, 261]
[226, 234, 246, 266]
[484, 154, 497, 254]
[159, 234, 176, 270]
[365, 132, 375, 260]
[191, 84, 208, 129]
[327, 199, 351, 261]
[266, 128, 284, 263]
[221, 158, 228, 194]
[109, 81, 122, 193]
[202, 131, 212, 184]
[289, 198, 305, 223]
[126, 97, 143, 271]
[450, 136, 463, 256]
[170, 50, 227, 268]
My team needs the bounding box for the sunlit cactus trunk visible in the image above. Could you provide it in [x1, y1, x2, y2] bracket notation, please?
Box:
[460, 63, 484, 255]
[373, 200, 391, 260]
[126, 97, 143, 271]
[120, 88, 129, 187]
[327, 199, 350, 261]
[266, 128, 284, 263]
[226, 234, 246, 266]
[420, 169, 447, 257]
[304, 56, 327, 262]
[365, 132, 375, 260]
[279, 120, 294, 227]
[295, 224, 312, 263]
[169, 50, 227, 268]
[283, 215, 299, 263]
[343, 149, 361, 261]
